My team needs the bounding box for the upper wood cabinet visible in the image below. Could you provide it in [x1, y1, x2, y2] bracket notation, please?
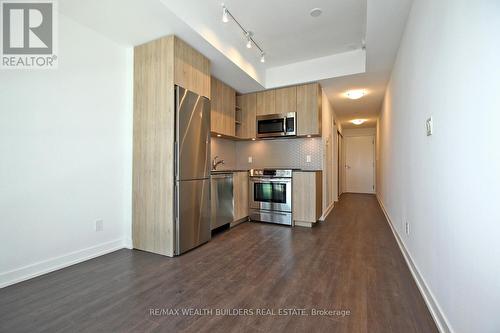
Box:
[226, 82, 322, 140]
[210, 77, 223, 134]
[236, 93, 257, 139]
[211, 77, 236, 137]
[256, 90, 275, 115]
[275, 86, 297, 114]
[173, 37, 210, 98]
[296, 83, 322, 136]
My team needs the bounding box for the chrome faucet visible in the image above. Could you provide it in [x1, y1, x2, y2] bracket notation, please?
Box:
[212, 156, 225, 170]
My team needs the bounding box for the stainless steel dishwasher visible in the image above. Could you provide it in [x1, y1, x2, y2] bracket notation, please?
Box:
[211, 173, 234, 230]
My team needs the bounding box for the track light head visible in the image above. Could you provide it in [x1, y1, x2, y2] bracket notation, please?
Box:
[245, 32, 253, 49]
[222, 4, 229, 23]
[260, 53, 265, 63]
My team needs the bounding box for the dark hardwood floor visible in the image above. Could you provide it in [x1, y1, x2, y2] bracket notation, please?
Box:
[0, 194, 437, 333]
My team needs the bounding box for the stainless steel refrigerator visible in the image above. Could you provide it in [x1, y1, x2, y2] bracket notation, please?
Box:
[174, 86, 211, 255]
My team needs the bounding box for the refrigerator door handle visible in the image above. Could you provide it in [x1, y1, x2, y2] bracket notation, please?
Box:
[174, 141, 178, 180]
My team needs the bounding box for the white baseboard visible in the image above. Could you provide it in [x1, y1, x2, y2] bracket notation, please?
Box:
[376, 195, 453, 333]
[320, 201, 335, 221]
[123, 237, 133, 249]
[0, 239, 126, 289]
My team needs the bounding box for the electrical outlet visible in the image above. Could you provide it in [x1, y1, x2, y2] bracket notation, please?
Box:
[95, 219, 104, 232]
[306, 155, 311, 163]
[248, 156, 253, 163]
[405, 221, 410, 235]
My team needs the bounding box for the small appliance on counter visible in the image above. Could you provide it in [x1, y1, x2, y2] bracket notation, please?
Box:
[249, 169, 293, 226]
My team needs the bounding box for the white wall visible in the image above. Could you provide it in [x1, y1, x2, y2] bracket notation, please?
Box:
[266, 49, 366, 88]
[342, 127, 376, 137]
[0, 15, 133, 287]
[376, 1, 500, 332]
[321, 89, 339, 214]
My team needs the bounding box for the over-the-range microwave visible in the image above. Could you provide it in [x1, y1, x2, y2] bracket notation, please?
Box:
[256, 112, 296, 138]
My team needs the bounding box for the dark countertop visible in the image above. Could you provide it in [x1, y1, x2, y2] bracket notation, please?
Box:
[211, 169, 249, 174]
[211, 169, 322, 174]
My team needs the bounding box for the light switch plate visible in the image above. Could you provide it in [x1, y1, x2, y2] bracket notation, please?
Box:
[426, 116, 433, 136]
[306, 155, 311, 163]
[248, 156, 253, 163]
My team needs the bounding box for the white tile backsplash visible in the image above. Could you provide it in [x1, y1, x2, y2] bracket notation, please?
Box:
[235, 137, 323, 170]
[210, 137, 236, 170]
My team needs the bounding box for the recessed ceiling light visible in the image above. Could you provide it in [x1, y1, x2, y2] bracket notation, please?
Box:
[310, 8, 322, 17]
[350, 119, 366, 125]
[217, 134, 222, 137]
[345, 89, 366, 100]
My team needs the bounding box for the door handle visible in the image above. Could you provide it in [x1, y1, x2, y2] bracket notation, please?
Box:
[345, 165, 351, 169]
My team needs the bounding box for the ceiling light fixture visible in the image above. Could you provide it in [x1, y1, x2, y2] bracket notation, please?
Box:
[245, 32, 253, 48]
[220, 3, 266, 63]
[350, 119, 366, 125]
[222, 6, 229, 23]
[310, 8, 322, 17]
[345, 89, 366, 100]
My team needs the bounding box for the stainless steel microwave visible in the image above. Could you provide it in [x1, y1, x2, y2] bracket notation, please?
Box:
[256, 112, 296, 138]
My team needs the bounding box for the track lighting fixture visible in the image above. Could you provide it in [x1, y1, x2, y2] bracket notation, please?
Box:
[220, 3, 266, 64]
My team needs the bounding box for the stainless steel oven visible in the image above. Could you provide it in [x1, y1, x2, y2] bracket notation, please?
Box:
[249, 169, 292, 226]
[256, 112, 296, 138]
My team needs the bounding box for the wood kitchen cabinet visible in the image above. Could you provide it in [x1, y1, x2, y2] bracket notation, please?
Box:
[221, 82, 321, 140]
[210, 76, 223, 134]
[236, 93, 257, 139]
[256, 90, 275, 115]
[211, 76, 236, 137]
[296, 83, 322, 136]
[133, 35, 210, 257]
[233, 171, 249, 222]
[275, 86, 297, 114]
[292, 171, 322, 227]
[173, 37, 211, 98]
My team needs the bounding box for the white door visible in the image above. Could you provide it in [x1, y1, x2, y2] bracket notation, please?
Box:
[345, 136, 374, 193]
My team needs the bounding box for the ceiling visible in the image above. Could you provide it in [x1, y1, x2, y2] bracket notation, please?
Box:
[323, 0, 413, 128]
[321, 73, 384, 129]
[213, 0, 367, 68]
[60, 0, 413, 128]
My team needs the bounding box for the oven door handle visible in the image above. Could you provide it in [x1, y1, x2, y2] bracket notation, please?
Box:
[250, 178, 291, 183]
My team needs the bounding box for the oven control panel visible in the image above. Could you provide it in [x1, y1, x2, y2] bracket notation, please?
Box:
[249, 169, 293, 178]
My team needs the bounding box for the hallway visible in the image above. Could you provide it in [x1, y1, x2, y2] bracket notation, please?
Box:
[0, 194, 436, 332]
